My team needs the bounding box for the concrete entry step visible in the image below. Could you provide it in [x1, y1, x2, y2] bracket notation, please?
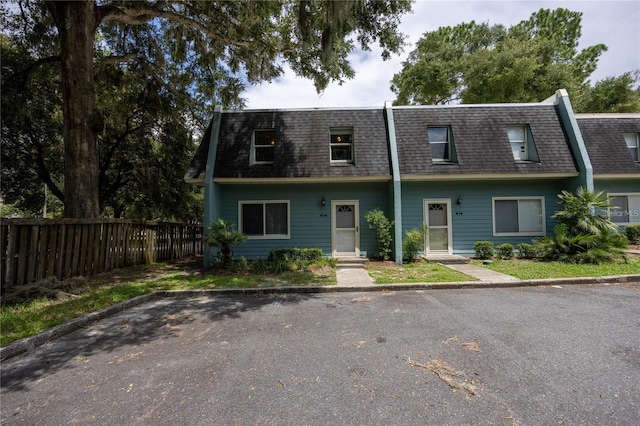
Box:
[425, 254, 470, 264]
[336, 256, 369, 269]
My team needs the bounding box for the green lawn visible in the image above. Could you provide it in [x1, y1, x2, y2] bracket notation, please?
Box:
[471, 258, 640, 280]
[366, 260, 475, 284]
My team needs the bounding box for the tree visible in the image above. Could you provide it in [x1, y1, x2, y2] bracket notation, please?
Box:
[3, 0, 411, 218]
[2, 25, 203, 221]
[391, 8, 609, 106]
[575, 72, 640, 113]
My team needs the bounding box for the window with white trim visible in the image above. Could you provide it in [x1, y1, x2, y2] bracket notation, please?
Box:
[251, 129, 276, 164]
[608, 194, 640, 224]
[427, 126, 456, 162]
[239, 201, 289, 238]
[623, 133, 639, 162]
[493, 197, 545, 236]
[330, 128, 354, 163]
[506, 125, 538, 161]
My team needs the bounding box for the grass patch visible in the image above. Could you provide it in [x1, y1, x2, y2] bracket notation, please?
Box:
[472, 258, 640, 280]
[0, 258, 335, 346]
[366, 260, 475, 284]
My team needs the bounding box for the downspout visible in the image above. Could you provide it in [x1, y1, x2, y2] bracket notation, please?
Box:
[385, 101, 403, 264]
[553, 89, 593, 191]
[203, 105, 223, 268]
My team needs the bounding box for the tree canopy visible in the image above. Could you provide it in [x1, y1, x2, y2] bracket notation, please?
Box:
[1, 0, 412, 219]
[390, 8, 640, 110]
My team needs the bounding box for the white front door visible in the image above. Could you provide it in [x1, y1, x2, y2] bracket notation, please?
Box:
[332, 201, 359, 257]
[424, 199, 453, 255]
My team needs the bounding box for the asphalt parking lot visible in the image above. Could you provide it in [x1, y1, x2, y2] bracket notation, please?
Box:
[2, 283, 639, 425]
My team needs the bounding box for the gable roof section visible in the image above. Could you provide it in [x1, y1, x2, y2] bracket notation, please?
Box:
[575, 114, 640, 176]
[393, 104, 578, 178]
[212, 108, 391, 181]
[184, 120, 213, 183]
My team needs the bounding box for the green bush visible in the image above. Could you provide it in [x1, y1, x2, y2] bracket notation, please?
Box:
[364, 208, 394, 260]
[626, 224, 640, 244]
[250, 259, 271, 275]
[496, 243, 514, 260]
[402, 224, 428, 262]
[206, 219, 247, 268]
[474, 241, 494, 259]
[517, 243, 537, 259]
[267, 248, 323, 263]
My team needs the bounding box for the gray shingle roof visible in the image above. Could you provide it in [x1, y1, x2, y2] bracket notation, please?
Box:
[212, 108, 391, 179]
[393, 104, 578, 176]
[576, 116, 640, 175]
[184, 120, 212, 182]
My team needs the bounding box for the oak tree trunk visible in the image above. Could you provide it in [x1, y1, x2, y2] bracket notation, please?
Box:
[47, 0, 101, 218]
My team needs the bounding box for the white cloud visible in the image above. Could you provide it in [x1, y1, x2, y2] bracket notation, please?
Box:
[244, 0, 640, 109]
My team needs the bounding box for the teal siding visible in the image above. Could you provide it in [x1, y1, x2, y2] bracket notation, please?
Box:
[210, 182, 389, 260]
[595, 179, 640, 195]
[401, 179, 572, 255]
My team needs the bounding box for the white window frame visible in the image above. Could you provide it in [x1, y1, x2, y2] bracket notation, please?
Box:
[251, 129, 276, 165]
[608, 193, 640, 225]
[506, 125, 528, 161]
[427, 126, 452, 162]
[330, 127, 354, 163]
[239, 200, 290, 239]
[492, 196, 546, 236]
[623, 133, 639, 162]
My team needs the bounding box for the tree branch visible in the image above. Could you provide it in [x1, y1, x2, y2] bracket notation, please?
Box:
[97, 3, 251, 47]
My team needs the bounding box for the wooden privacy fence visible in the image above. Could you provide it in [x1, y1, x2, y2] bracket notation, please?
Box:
[0, 218, 203, 295]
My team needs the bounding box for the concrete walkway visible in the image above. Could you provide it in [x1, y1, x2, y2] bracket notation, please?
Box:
[336, 267, 374, 287]
[440, 263, 521, 282]
[335, 259, 520, 287]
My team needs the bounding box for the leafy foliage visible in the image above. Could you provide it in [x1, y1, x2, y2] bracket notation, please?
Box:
[627, 225, 640, 245]
[365, 208, 394, 260]
[206, 219, 247, 268]
[474, 241, 494, 260]
[496, 244, 514, 260]
[534, 188, 628, 264]
[516, 243, 538, 259]
[402, 224, 428, 262]
[390, 7, 638, 111]
[1, 1, 412, 217]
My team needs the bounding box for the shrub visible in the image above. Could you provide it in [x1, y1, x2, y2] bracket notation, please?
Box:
[266, 248, 324, 273]
[474, 241, 494, 259]
[403, 224, 428, 262]
[627, 224, 640, 244]
[250, 259, 271, 275]
[496, 243, 514, 260]
[517, 243, 537, 259]
[364, 208, 394, 260]
[268, 248, 323, 263]
[206, 219, 247, 268]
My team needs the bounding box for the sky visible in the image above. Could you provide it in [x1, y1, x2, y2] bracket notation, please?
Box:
[243, 0, 640, 109]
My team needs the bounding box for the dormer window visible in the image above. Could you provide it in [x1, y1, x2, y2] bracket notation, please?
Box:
[624, 133, 639, 162]
[330, 128, 354, 163]
[507, 125, 539, 162]
[427, 126, 456, 163]
[251, 129, 275, 165]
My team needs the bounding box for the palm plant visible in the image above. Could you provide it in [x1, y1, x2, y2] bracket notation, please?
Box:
[206, 219, 247, 268]
[552, 187, 618, 236]
[536, 188, 628, 264]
